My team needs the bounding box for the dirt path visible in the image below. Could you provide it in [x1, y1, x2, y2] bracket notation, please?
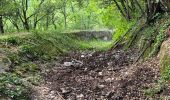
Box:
[32, 48, 161, 100]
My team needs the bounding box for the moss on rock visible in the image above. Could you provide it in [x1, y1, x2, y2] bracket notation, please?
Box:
[159, 38, 170, 80]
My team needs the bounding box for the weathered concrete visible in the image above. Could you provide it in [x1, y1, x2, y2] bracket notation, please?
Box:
[67, 30, 113, 41]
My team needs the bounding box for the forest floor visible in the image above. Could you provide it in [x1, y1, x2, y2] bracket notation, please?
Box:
[31, 46, 170, 100]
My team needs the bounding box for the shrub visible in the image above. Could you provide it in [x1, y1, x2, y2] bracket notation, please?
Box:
[0, 73, 30, 99]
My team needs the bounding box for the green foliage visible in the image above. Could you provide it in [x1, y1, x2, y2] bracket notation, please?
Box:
[144, 81, 165, 98]
[0, 32, 78, 60]
[6, 53, 21, 66]
[149, 31, 165, 57]
[15, 62, 38, 74]
[19, 44, 35, 55]
[161, 65, 170, 81]
[79, 40, 113, 50]
[102, 5, 135, 42]
[26, 74, 41, 86]
[5, 37, 19, 45]
[149, 16, 170, 57]
[0, 73, 30, 99]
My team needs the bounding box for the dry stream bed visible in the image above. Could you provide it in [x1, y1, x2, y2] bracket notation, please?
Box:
[32, 48, 170, 100]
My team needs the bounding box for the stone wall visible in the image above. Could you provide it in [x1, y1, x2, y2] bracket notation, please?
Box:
[68, 30, 113, 41]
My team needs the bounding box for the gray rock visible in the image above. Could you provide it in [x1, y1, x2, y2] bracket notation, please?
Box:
[76, 94, 84, 100]
[63, 62, 73, 67]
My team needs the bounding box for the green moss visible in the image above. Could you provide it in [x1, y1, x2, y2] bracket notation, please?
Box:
[15, 63, 38, 74]
[160, 52, 170, 81]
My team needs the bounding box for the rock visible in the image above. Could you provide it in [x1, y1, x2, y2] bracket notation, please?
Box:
[159, 38, 170, 78]
[60, 88, 71, 94]
[98, 72, 103, 76]
[64, 62, 73, 67]
[97, 84, 105, 89]
[63, 59, 83, 68]
[76, 94, 84, 100]
[81, 55, 85, 58]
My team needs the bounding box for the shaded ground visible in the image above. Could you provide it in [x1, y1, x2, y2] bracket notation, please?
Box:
[32, 48, 164, 100]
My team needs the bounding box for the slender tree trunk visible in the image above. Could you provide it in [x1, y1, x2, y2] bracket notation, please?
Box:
[113, 0, 128, 20]
[71, 2, 76, 23]
[46, 15, 49, 30]
[13, 23, 19, 32]
[126, 0, 131, 20]
[120, 0, 130, 20]
[63, 0, 67, 29]
[134, 0, 145, 14]
[145, 0, 164, 23]
[63, 8, 67, 29]
[0, 16, 4, 34]
[51, 13, 57, 30]
[24, 21, 29, 31]
[22, 10, 30, 31]
[130, 0, 135, 10]
[33, 15, 38, 29]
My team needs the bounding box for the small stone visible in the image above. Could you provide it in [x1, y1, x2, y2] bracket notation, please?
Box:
[76, 94, 84, 100]
[98, 72, 103, 76]
[81, 55, 85, 58]
[63, 62, 73, 67]
[50, 91, 55, 95]
[88, 54, 92, 57]
[97, 84, 105, 89]
[60, 88, 71, 94]
[84, 68, 88, 71]
[105, 78, 113, 82]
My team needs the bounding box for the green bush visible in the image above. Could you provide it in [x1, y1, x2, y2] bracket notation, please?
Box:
[14, 62, 38, 75]
[0, 73, 30, 99]
[5, 37, 19, 45]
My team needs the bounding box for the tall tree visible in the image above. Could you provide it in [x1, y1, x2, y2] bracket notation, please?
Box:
[13, 0, 44, 31]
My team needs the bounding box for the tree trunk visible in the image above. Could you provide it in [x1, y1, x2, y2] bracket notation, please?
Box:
[13, 23, 20, 32]
[134, 0, 144, 14]
[46, 15, 49, 30]
[0, 16, 4, 34]
[120, 0, 131, 20]
[113, 0, 127, 20]
[22, 10, 30, 31]
[63, 9, 67, 29]
[145, 0, 164, 23]
[63, 0, 67, 29]
[51, 13, 57, 30]
[24, 21, 30, 31]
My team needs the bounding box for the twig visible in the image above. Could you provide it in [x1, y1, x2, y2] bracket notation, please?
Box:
[56, 91, 65, 100]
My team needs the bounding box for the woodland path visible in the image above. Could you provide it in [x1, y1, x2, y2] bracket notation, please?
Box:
[31, 47, 166, 100]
